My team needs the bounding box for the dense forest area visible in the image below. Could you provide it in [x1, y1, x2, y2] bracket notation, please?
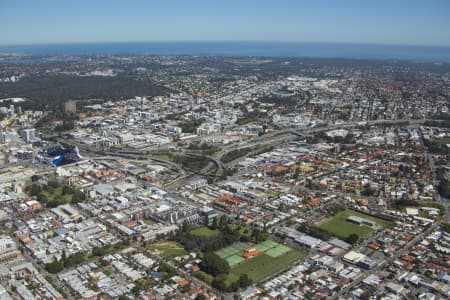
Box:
[0, 74, 170, 111]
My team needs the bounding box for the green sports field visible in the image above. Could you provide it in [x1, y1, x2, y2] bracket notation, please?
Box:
[215, 240, 304, 284]
[190, 226, 220, 237]
[148, 241, 188, 260]
[317, 209, 391, 239]
[225, 250, 304, 284]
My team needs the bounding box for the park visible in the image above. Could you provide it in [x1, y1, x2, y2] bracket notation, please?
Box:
[317, 209, 391, 240]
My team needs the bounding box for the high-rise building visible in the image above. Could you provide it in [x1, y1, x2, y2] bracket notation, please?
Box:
[64, 100, 77, 113]
[21, 128, 36, 143]
[0, 132, 6, 144]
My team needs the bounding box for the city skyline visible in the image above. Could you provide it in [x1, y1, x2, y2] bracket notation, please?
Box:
[1, 3, 450, 297]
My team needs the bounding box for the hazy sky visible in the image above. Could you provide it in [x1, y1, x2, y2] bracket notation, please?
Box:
[1, 0, 450, 46]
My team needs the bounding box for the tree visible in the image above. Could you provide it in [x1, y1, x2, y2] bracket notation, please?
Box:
[92, 246, 110, 257]
[72, 190, 86, 204]
[442, 223, 450, 234]
[47, 179, 59, 189]
[211, 274, 227, 291]
[239, 274, 252, 288]
[438, 179, 450, 198]
[132, 279, 150, 295]
[227, 281, 240, 292]
[179, 119, 204, 134]
[201, 252, 229, 276]
[37, 193, 48, 204]
[259, 231, 269, 242]
[361, 184, 373, 196]
[29, 184, 41, 196]
[211, 217, 218, 230]
[346, 234, 359, 245]
[218, 215, 229, 229]
[181, 220, 190, 233]
[204, 213, 209, 227]
[195, 295, 207, 300]
[45, 260, 64, 274]
[180, 283, 191, 293]
[252, 229, 269, 243]
[278, 203, 288, 212]
[63, 252, 85, 268]
[62, 185, 72, 195]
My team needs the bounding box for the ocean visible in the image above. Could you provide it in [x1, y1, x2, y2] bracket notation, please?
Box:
[0, 41, 449, 62]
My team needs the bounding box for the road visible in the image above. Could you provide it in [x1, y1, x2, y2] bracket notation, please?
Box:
[417, 125, 450, 222]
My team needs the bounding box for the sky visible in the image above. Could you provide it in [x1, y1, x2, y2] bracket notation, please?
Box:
[1, 0, 450, 46]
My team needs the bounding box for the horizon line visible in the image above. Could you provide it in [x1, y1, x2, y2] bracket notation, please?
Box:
[1, 40, 450, 48]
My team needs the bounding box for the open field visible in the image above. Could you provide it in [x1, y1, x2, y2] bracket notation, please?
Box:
[190, 227, 220, 237]
[148, 241, 188, 260]
[317, 209, 391, 239]
[225, 250, 304, 284]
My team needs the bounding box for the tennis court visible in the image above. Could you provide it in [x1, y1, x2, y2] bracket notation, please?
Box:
[216, 242, 251, 259]
[226, 254, 245, 267]
[254, 243, 270, 252]
[266, 244, 292, 258]
[254, 240, 278, 252]
[216, 240, 293, 262]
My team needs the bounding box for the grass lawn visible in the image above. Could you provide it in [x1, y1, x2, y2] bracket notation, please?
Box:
[149, 241, 188, 260]
[143, 219, 155, 225]
[265, 189, 281, 198]
[151, 153, 173, 161]
[317, 209, 391, 239]
[435, 138, 450, 146]
[41, 186, 73, 202]
[225, 250, 304, 284]
[190, 227, 220, 237]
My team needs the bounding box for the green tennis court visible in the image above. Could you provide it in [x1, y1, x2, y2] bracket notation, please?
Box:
[216, 240, 292, 261]
[266, 244, 292, 257]
[254, 240, 278, 252]
[233, 242, 252, 251]
[254, 243, 272, 252]
[216, 242, 251, 259]
[216, 247, 235, 259]
[226, 254, 245, 267]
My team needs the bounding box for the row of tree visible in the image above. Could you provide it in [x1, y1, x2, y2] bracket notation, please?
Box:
[46, 240, 130, 274]
[45, 251, 86, 273]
